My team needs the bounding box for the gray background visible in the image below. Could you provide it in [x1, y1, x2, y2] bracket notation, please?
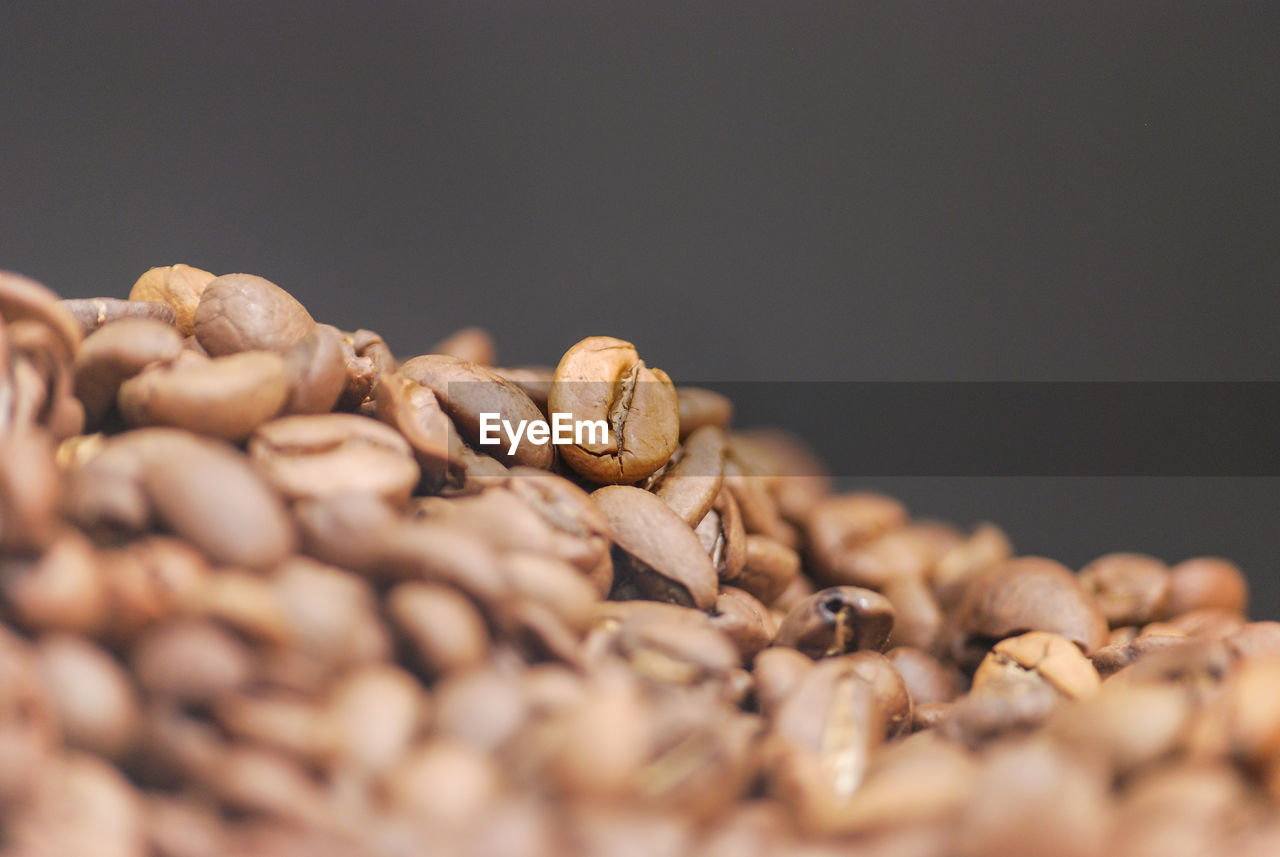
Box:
[2, 3, 1276, 611]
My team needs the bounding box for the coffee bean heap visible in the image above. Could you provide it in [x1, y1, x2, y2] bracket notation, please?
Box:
[1, 266, 1278, 857]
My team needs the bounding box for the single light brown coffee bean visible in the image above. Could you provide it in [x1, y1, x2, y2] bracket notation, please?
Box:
[249, 413, 420, 505]
[886, 647, 962, 706]
[972, 631, 1101, 699]
[882, 575, 943, 651]
[324, 664, 424, 775]
[293, 492, 399, 574]
[385, 739, 504, 823]
[1079, 552, 1172, 627]
[805, 493, 909, 586]
[592, 485, 718, 610]
[0, 270, 83, 359]
[429, 326, 497, 365]
[373, 370, 466, 491]
[1167, 557, 1249, 616]
[74, 317, 183, 426]
[768, 654, 906, 826]
[954, 737, 1111, 857]
[36, 634, 140, 760]
[399, 353, 552, 469]
[732, 534, 799, 607]
[548, 336, 679, 484]
[0, 428, 63, 554]
[931, 521, 1014, 609]
[676, 386, 734, 438]
[193, 273, 315, 356]
[131, 619, 255, 704]
[128, 263, 216, 336]
[498, 467, 615, 596]
[60, 297, 176, 334]
[727, 428, 831, 525]
[494, 365, 555, 415]
[280, 323, 347, 415]
[773, 586, 895, 659]
[132, 429, 295, 570]
[950, 556, 1110, 665]
[118, 350, 289, 442]
[388, 582, 491, 676]
[710, 585, 777, 660]
[695, 488, 748, 583]
[0, 530, 109, 635]
[650, 425, 726, 527]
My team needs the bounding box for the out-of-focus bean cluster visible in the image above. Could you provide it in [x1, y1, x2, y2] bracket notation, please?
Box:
[1, 266, 1278, 857]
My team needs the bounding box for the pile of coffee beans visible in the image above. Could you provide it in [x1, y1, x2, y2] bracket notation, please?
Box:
[2, 266, 1278, 856]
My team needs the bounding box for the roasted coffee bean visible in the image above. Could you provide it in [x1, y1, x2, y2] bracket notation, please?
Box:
[249, 413, 420, 504]
[805, 493, 909, 587]
[388, 582, 491, 675]
[650, 425, 726, 526]
[767, 653, 909, 829]
[1166, 607, 1246, 639]
[498, 467, 615, 595]
[399, 353, 552, 469]
[726, 428, 831, 525]
[971, 631, 1100, 699]
[324, 664, 424, 775]
[293, 491, 399, 572]
[720, 458, 797, 548]
[882, 575, 943, 651]
[1167, 556, 1249, 616]
[709, 586, 777, 660]
[593, 485, 718, 610]
[949, 556, 1109, 666]
[494, 365, 555, 415]
[127, 429, 296, 569]
[824, 731, 976, 836]
[0, 626, 60, 805]
[1091, 634, 1190, 679]
[931, 522, 1014, 609]
[886, 647, 962, 706]
[118, 350, 290, 442]
[0, 529, 109, 634]
[36, 634, 140, 759]
[429, 326, 497, 365]
[1224, 621, 1280, 661]
[60, 297, 176, 334]
[589, 602, 741, 689]
[385, 738, 504, 823]
[0, 428, 63, 553]
[773, 586, 895, 659]
[548, 336, 679, 484]
[373, 370, 466, 491]
[128, 263, 216, 336]
[131, 619, 255, 705]
[280, 323, 347, 415]
[74, 317, 183, 426]
[193, 273, 314, 356]
[675, 386, 733, 438]
[273, 556, 390, 669]
[954, 737, 1111, 857]
[0, 269, 83, 358]
[1079, 552, 1172, 627]
[695, 488, 748, 584]
[938, 674, 1062, 748]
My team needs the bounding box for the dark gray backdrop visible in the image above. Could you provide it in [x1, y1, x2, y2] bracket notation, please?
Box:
[2, 3, 1277, 612]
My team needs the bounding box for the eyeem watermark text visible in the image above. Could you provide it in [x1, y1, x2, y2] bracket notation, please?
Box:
[479, 413, 608, 455]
